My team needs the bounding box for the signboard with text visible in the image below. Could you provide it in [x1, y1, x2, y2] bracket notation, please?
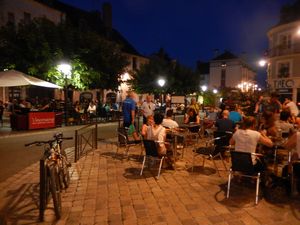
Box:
[28, 112, 55, 130]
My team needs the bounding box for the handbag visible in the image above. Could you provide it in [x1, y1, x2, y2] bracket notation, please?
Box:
[128, 124, 136, 135]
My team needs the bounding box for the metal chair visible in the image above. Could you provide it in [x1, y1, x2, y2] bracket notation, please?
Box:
[140, 139, 166, 179]
[184, 124, 202, 148]
[115, 127, 142, 159]
[227, 151, 262, 205]
[192, 136, 227, 176]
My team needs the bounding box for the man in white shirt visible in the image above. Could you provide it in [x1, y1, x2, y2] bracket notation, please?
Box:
[162, 109, 179, 129]
[283, 97, 299, 117]
[141, 95, 156, 124]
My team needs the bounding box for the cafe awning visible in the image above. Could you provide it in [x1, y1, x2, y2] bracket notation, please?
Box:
[0, 70, 61, 89]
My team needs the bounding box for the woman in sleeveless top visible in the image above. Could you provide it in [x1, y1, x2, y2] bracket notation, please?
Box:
[146, 113, 167, 155]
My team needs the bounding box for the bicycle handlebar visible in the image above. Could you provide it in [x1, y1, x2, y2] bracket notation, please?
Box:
[24, 140, 52, 147]
[60, 137, 73, 140]
[24, 136, 73, 147]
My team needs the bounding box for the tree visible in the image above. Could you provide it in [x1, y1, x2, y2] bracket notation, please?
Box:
[78, 32, 128, 90]
[0, 17, 129, 91]
[130, 48, 201, 95]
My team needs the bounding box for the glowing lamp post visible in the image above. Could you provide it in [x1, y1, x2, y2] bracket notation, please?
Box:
[258, 59, 267, 67]
[58, 63, 71, 125]
[157, 79, 166, 112]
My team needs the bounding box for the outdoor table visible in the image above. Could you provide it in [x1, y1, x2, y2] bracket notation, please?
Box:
[180, 123, 201, 133]
[166, 128, 187, 160]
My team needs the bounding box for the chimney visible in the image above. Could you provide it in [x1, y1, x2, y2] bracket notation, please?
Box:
[102, 2, 112, 30]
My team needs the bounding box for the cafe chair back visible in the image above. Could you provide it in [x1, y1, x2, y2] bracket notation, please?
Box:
[227, 151, 261, 205]
[213, 131, 232, 152]
[192, 133, 228, 176]
[115, 127, 142, 159]
[185, 125, 203, 147]
[140, 139, 165, 179]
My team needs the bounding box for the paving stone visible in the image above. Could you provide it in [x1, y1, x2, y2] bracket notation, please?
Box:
[2, 139, 300, 224]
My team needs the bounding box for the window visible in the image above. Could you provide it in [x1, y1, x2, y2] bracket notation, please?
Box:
[24, 12, 31, 24]
[7, 12, 15, 25]
[221, 68, 226, 88]
[277, 62, 290, 78]
[279, 34, 291, 49]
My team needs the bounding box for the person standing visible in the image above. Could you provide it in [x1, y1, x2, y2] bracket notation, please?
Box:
[283, 97, 299, 120]
[122, 91, 140, 140]
[189, 98, 200, 114]
[141, 95, 156, 124]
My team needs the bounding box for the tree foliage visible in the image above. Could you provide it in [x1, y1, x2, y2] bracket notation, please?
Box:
[0, 18, 128, 90]
[130, 48, 201, 95]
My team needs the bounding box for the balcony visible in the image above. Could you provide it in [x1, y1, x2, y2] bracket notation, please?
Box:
[268, 43, 300, 57]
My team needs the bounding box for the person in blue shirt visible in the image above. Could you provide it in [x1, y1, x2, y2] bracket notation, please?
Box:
[122, 91, 140, 140]
[229, 105, 243, 125]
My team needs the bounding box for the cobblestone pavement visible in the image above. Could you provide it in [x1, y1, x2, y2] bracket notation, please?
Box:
[1, 140, 300, 225]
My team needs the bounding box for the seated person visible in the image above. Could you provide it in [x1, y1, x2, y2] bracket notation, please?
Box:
[229, 105, 242, 125]
[146, 113, 168, 156]
[199, 104, 207, 120]
[275, 110, 295, 137]
[203, 106, 218, 131]
[184, 108, 200, 124]
[184, 108, 200, 133]
[215, 109, 235, 133]
[284, 131, 300, 192]
[259, 111, 279, 140]
[162, 109, 179, 129]
[87, 101, 97, 118]
[141, 115, 154, 138]
[230, 116, 273, 172]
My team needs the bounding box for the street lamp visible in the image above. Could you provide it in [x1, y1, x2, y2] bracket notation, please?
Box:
[157, 78, 165, 112]
[57, 63, 71, 125]
[258, 59, 267, 67]
[201, 85, 207, 92]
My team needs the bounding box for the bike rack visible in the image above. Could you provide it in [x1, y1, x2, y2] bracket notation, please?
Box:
[39, 156, 50, 221]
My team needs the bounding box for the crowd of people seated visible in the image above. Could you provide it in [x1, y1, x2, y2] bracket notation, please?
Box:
[1, 98, 121, 126]
[183, 94, 300, 192]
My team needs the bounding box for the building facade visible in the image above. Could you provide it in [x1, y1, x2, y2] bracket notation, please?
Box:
[0, 0, 65, 26]
[267, 19, 300, 103]
[208, 51, 256, 91]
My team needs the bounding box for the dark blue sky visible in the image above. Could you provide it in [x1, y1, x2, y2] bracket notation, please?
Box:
[61, 0, 295, 85]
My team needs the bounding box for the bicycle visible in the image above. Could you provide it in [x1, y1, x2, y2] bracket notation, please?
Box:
[25, 133, 73, 220]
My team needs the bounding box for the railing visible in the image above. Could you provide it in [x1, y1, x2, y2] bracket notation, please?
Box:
[268, 43, 300, 57]
[74, 123, 98, 162]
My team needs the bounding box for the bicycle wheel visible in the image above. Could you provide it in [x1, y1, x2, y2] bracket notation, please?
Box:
[48, 165, 62, 219]
[59, 154, 71, 189]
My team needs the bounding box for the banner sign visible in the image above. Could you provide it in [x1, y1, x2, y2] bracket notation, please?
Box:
[171, 96, 185, 104]
[28, 112, 55, 129]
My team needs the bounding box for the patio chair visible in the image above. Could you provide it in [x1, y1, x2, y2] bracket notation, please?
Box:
[140, 139, 166, 179]
[227, 151, 262, 204]
[184, 124, 202, 147]
[115, 127, 142, 159]
[191, 133, 228, 176]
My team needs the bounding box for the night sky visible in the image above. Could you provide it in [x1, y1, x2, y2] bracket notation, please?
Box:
[60, 0, 295, 86]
